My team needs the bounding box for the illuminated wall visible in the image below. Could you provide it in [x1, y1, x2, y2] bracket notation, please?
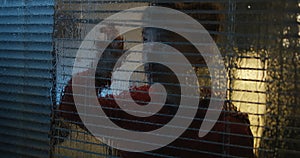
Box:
[231, 51, 267, 154]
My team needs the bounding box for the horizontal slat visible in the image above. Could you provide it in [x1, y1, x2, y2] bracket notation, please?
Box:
[0, 125, 49, 143]
[0, 58, 52, 70]
[0, 24, 53, 33]
[0, 33, 52, 43]
[0, 15, 53, 25]
[0, 0, 54, 8]
[0, 109, 50, 125]
[0, 76, 52, 88]
[0, 100, 51, 115]
[0, 42, 53, 51]
[0, 150, 33, 158]
[0, 134, 49, 151]
[0, 84, 51, 97]
[0, 139, 49, 157]
[0, 116, 49, 133]
[0, 6, 54, 16]
[0, 67, 53, 79]
[0, 50, 53, 60]
[0, 146, 45, 158]
[0, 93, 52, 106]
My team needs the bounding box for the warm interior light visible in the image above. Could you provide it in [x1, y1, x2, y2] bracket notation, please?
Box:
[231, 51, 267, 155]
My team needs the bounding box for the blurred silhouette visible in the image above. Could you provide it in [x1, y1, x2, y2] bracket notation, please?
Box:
[56, 2, 254, 157]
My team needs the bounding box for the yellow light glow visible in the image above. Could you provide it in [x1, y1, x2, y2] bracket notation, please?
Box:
[232, 52, 267, 155]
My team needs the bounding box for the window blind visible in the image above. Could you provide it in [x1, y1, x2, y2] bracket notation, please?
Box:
[0, 0, 54, 157]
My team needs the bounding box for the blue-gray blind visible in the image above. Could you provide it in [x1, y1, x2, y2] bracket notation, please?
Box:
[0, 0, 54, 157]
